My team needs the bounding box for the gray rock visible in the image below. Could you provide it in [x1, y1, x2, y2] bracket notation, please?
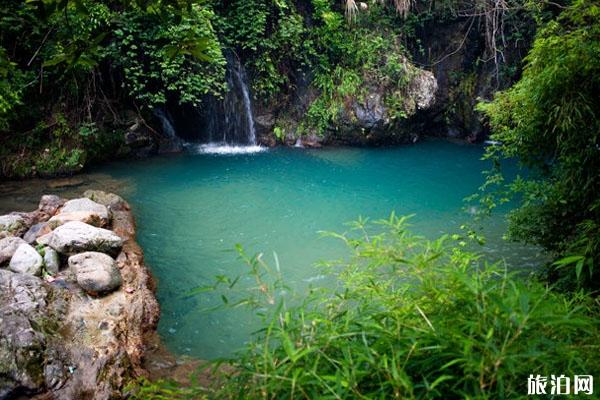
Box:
[53, 198, 110, 227]
[38, 195, 66, 216]
[9, 243, 43, 276]
[0, 214, 27, 236]
[68, 252, 122, 295]
[23, 222, 52, 243]
[0, 269, 60, 398]
[43, 247, 60, 275]
[408, 69, 437, 110]
[0, 236, 27, 265]
[48, 211, 107, 228]
[37, 221, 123, 256]
[83, 190, 128, 212]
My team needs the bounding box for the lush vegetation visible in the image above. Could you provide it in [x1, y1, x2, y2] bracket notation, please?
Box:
[477, 0, 600, 291]
[1, 0, 537, 176]
[2, 0, 599, 397]
[0, 0, 225, 177]
[130, 216, 599, 399]
[125, 1, 600, 398]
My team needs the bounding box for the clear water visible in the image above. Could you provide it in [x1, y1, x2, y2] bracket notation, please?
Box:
[0, 140, 544, 360]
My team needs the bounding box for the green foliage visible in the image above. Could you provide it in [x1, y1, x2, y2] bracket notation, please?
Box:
[477, 0, 600, 290]
[162, 215, 599, 398]
[127, 377, 208, 400]
[214, 0, 309, 100]
[109, 4, 225, 108]
[0, 0, 225, 177]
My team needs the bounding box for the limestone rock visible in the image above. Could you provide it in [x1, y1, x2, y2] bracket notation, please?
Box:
[38, 195, 66, 216]
[0, 269, 66, 398]
[23, 222, 52, 244]
[9, 243, 43, 276]
[0, 236, 27, 265]
[51, 198, 110, 227]
[37, 221, 123, 256]
[69, 252, 122, 295]
[407, 69, 437, 111]
[43, 247, 61, 275]
[0, 214, 28, 236]
[83, 190, 128, 212]
[48, 211, 106, 228]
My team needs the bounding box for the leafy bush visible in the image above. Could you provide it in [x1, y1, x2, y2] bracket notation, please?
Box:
[153, 215, 599, 399]
[477, 0, 600, 290]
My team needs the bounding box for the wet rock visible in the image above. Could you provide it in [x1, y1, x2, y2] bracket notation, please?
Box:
[0, 214, 28, 237]
[37, 221, 123, 256]
[47, 177, 85, 189]
[49, 198, 110, 228]
[0, 236, 27, 265]
[43, 247, 61, 275]
[69, 252, 122, 295]
[23, 222, 52, 244]
[9, 243, 43, 276]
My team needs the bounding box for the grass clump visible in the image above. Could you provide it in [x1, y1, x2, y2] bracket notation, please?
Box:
[211, 215, 599, 399]
[135, 215, 599, 398]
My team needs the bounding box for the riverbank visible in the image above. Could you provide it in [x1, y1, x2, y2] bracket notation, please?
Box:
[0, 191, 160, 399]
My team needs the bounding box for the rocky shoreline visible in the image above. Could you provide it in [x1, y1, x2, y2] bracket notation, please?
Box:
[0, 191, 160, 399]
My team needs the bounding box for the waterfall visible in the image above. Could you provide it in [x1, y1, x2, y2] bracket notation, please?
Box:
[196, 52, 264, 154]
[154, 108, 177, 138]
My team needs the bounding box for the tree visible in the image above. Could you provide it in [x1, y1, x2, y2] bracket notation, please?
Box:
[478, 0, 600, 290]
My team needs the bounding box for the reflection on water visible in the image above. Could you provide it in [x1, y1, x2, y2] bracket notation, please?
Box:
[0, 140, 546, 360]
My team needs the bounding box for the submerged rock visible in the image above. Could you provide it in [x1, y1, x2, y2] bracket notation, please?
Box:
[69, 252, 122, 295]
[0, 236, 27, 265]
[37, 221, 123, 256]
[9, 243, 43, 276]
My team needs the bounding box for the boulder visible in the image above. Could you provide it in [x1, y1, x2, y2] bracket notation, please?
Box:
[0, 269, 67, 398]
[48, 211, 106, 228]
[51, 198, 110, 227]
[37, 221, 123, 256]
[43, 247, 61, 275]
[23, 222, 52, 244]
[68, 252, 122, 295]
[83, 190, 128, 212]
[0, 214, 28, 237]
[0, 236, 27, 265]
[0, 192, 159, 399]
[38, 195, 66, 216]
[9, 243, 43, 276]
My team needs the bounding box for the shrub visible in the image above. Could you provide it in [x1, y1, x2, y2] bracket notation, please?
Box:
[153, 215, 599, 399]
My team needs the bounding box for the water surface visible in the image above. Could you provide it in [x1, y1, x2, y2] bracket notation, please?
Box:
[0, 140, 544, 359]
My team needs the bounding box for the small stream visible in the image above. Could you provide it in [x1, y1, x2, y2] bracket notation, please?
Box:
[0, 140, 546, 360]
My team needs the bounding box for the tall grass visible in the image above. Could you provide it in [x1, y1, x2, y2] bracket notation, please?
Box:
[133, 215, 600, 399]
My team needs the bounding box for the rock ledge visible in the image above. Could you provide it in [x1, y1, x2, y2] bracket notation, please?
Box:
[0, 191, 159, 400]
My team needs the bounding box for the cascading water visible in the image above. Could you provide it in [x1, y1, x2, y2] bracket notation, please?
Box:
[154, 108, 177, 139]
[153, 107, 183, 152]
[195, 52, 264, 154]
